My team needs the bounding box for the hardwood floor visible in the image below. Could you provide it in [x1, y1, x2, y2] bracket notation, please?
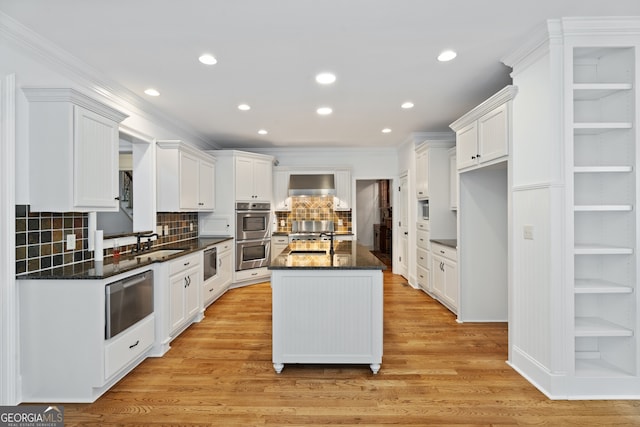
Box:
[61, 270, 640, 426]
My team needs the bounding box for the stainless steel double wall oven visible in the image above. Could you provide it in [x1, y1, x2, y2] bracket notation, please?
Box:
[235, 202, 271, 271]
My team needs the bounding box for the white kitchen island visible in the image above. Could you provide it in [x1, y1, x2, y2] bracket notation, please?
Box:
[269, 241, 386, 374]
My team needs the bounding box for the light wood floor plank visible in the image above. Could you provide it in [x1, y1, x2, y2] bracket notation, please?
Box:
[57, 270, 640, 426]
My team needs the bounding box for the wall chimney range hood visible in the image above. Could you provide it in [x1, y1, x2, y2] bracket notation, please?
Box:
[288, 174, 336, 196]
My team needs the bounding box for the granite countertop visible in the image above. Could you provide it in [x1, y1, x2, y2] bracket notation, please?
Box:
[16, 236, 233, 280]
[430, 239, 457, 249]
[269, 241, 386, 270]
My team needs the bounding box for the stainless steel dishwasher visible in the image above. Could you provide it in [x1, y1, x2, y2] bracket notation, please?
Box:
[105, 270, 154, 339]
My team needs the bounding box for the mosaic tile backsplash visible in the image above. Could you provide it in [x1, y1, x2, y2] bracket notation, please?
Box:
[15, 205, 199, 275]
[274, 196, 351, 233]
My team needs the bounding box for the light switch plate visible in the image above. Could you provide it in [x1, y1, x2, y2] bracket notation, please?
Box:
[523, 225, 534, 240]
[66, 233, 76, 250]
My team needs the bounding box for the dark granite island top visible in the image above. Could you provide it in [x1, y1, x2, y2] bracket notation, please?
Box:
[16, 236, 233, 280]
[269, 241, 386, 270]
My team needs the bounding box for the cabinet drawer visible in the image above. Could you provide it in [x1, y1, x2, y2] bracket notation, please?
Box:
[169, 253, 201, 275]
[416, 229, 429, 250]
[271, 236, 288, 245]
[217, 241, 233, 253]
[104, 314, 154, 380]
[431, 243, 457, 261]
[416, 221, 430, 231]
[416, 247, 430, 269]
[416, 265, 429, 291]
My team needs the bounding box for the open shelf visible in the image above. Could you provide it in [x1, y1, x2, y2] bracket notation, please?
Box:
[574, 166, 633, 173]
[573, 83, 633, 100]
[575, 279, 633, 294]
[575, 317, 633, 337]
[574, 244, 634, 255]
[574, 205, 633, 212]
[575, 357, 633, 377]
[574, 123, 633, 135]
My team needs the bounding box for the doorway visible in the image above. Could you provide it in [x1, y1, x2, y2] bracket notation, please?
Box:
[355, 179, 392, 267]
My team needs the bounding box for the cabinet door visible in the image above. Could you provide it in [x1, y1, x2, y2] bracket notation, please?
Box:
[73, 106, 119, 209]
[169, 274, 187, 332]
[415, 150, 428, 199]
[184, 266, 200, 319]
[198, 160, 215, 210]
[179, 152, 200, 209]
[273, 170, 291, 211]
[218, 248, 233, 288]
[432, 255, 445, 298]
[456, 122, 478, 170]
[252, 158, 272, 201]
[478, 103, 508, 164]
[334, 170, 351, 210]
[235, 157, 255, 201]
[442, 258, 458, 310]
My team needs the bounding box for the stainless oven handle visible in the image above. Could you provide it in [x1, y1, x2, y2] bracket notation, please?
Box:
[236, 210, 270, 214]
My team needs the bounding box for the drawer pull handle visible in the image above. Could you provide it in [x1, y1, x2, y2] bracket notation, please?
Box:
[129, 340, 139, 349]
[184, 261, 190, 266]
[440, 250, 445, 254]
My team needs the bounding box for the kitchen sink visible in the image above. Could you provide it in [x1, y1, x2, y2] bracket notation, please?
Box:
[135, 249, 185, 262]
[289, 250, 327, 255]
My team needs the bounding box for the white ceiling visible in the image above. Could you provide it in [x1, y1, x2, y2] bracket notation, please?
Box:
[2, 0, 640, 150]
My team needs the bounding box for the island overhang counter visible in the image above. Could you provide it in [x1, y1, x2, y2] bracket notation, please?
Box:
[269, 241, 386, 374]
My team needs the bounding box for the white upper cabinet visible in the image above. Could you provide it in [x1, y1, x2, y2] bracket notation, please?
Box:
[415, 149, 429, 199]
[334, 169, 351, 211]
[156, 140, 216, 212]
[235, 156, 272, 202]
[24, 88, 128, 212]
[273, 170, 291, 211]
[450, 86, 516, 171]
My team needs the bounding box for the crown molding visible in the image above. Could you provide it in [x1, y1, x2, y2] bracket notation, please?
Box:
[0, 11, 218, 150]
[22, 87, 129, 122]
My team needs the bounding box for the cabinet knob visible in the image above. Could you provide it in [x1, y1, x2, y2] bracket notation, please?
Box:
[471, 155, 476, 160]
[114, 196, 120, 200]
[477, 153, 481, 158]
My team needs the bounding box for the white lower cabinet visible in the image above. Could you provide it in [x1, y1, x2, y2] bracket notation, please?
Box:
[203, 241, 233, 308]
[271, 235, 289, 262]
[19, 269, 155, 402]
[154, 252, 203, 355]
[104, 315, 155, 380]
[430, 242, 458, 313]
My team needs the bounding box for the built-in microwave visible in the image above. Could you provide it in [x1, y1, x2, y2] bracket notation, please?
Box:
[420, 200, 429, 220]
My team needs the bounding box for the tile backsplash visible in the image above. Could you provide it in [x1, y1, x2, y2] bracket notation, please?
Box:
[15, 204, 199, 275]
[274, 196, 351, 233]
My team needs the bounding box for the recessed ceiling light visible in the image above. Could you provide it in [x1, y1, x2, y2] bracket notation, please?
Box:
[238, 104, 251, 111]
[316, 107, 333, 115]
[258, 129, 268, 135]
[437, 50, 457, 62]
[382, 128, 392, 133]
[198, 54, 217, 65]
[144, 88, 160, 97]
[315, 72, 336, 85]
[401, 102, 414, 109]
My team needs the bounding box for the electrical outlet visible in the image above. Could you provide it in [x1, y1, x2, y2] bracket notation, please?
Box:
[280, 219, 285, 227]
[338, 219, 343, 226]
[164, 225, 169, 235]
[156, 225, 163, 236]
[66, 234, 76, 250]
[523, 225, 534, 240]
[190, 222, 194, 231]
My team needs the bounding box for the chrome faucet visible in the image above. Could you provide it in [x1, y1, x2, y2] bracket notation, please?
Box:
[133, 232, 160, 253]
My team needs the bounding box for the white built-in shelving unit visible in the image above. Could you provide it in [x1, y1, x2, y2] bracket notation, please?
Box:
[503, 17, 640, 399]
[570, 46, 638, 379]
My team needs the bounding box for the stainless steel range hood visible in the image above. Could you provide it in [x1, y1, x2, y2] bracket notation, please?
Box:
[288, 174, 336, 196]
